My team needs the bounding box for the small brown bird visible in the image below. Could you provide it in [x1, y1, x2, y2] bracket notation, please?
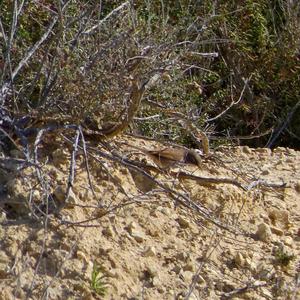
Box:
[128, 145, 202, 169]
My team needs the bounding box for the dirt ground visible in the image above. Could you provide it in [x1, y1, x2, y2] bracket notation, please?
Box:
[0, 135, 299, 300]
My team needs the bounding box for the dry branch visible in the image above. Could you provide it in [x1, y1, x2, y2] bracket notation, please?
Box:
[83, 1, 130, 35]
[221, 281, 270, 299]
[207, 75, 252, 122]
[0, 16, 58, 105]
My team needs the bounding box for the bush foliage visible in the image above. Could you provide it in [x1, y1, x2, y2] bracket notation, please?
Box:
[0, 0, 299, 149]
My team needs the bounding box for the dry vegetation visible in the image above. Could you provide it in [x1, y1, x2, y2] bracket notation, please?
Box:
[0, 1, 300, 299]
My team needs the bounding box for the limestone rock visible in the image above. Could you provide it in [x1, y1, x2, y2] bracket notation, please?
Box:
[270, 225, 284, 236]
[76, 251, 88, 263]
[53, 185, 78, 208]
[234, 252, 245, 267]
[145, 264, 158, 278]
[242, 146, 252, 154]
[125, 221, 138, 234]
[183, 262, 195, 272]
[176, 216, 190, 229]
[295, 181, 300, 193]
[0, 250, 10, 278]
[102, 226, 114, 237]
[268, 209, 290, 227]
[256, 223, 272, 242]
[143, 246, 156, 257]
[131, 230, 146, 243]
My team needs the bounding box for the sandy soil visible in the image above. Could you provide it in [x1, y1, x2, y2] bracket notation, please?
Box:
[0, 135, 299, 300]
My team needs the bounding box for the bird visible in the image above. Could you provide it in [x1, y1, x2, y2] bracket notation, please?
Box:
[127, 144, 202, 169]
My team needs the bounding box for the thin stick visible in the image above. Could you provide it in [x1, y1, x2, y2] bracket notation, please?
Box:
[11, 17, 58, 80]
[221, 281, 270, 299]
[78, 126, 96, 197]
[64, 128, 80, 205]
[83, 1, 130, 35]
[207, 75, 252, 122]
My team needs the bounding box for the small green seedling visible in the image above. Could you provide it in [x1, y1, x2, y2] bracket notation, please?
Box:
[91, 262, 108, 296]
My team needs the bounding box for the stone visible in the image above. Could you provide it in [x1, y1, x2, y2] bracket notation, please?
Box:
[244, 257, 256, 272]
[283, 236, 294, 247]
[182, 271, 194, 282]
[270, 226, 284, 236]
[183, 262, 195, 272]
[32, 189, 41, 201]
[260, 287, 273, 298]
[268, 209, 290, 227]
[76, 251, 88, 263]
[261, 169, 270, 175]
[143, 246, 156, 257]
[255, 148, 271, 155]
[234, 252, 245, 267]
[0, 250, 10, 278]
[255, 223, 272, 242]
[0, 211, 7, 223]
[295, 181, 300, 193]
[177, 216, 190, 229]
[53, 185, 78, 208]
[145, 264, 158, 278]
[176, 252, 188, 262]
[102, 226, 114, 237]
[125, 221, 138, 234]
[159, 207, 171, 216]
[242, 146, 252, 154]
[273, 147, 286, 154]
[131, 230, 146, 243]
[153, 276, 163, 288]
[106, 269, 119, 278]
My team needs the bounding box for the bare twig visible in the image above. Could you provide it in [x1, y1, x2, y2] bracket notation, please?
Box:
[184, 230, 221, 299]
[207, 75, 253, 122]
[65, 128, 80, 205]
[83, 1, 130, 35]
[220, 281, 270, 299]
[11, 17, 58, 81]
[78, 127, 96, 197]
[134, 114, 160, 121]
[267, 99, 300, 148]
[188, 51, 219, 57]
[0, 17, 58, 105]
